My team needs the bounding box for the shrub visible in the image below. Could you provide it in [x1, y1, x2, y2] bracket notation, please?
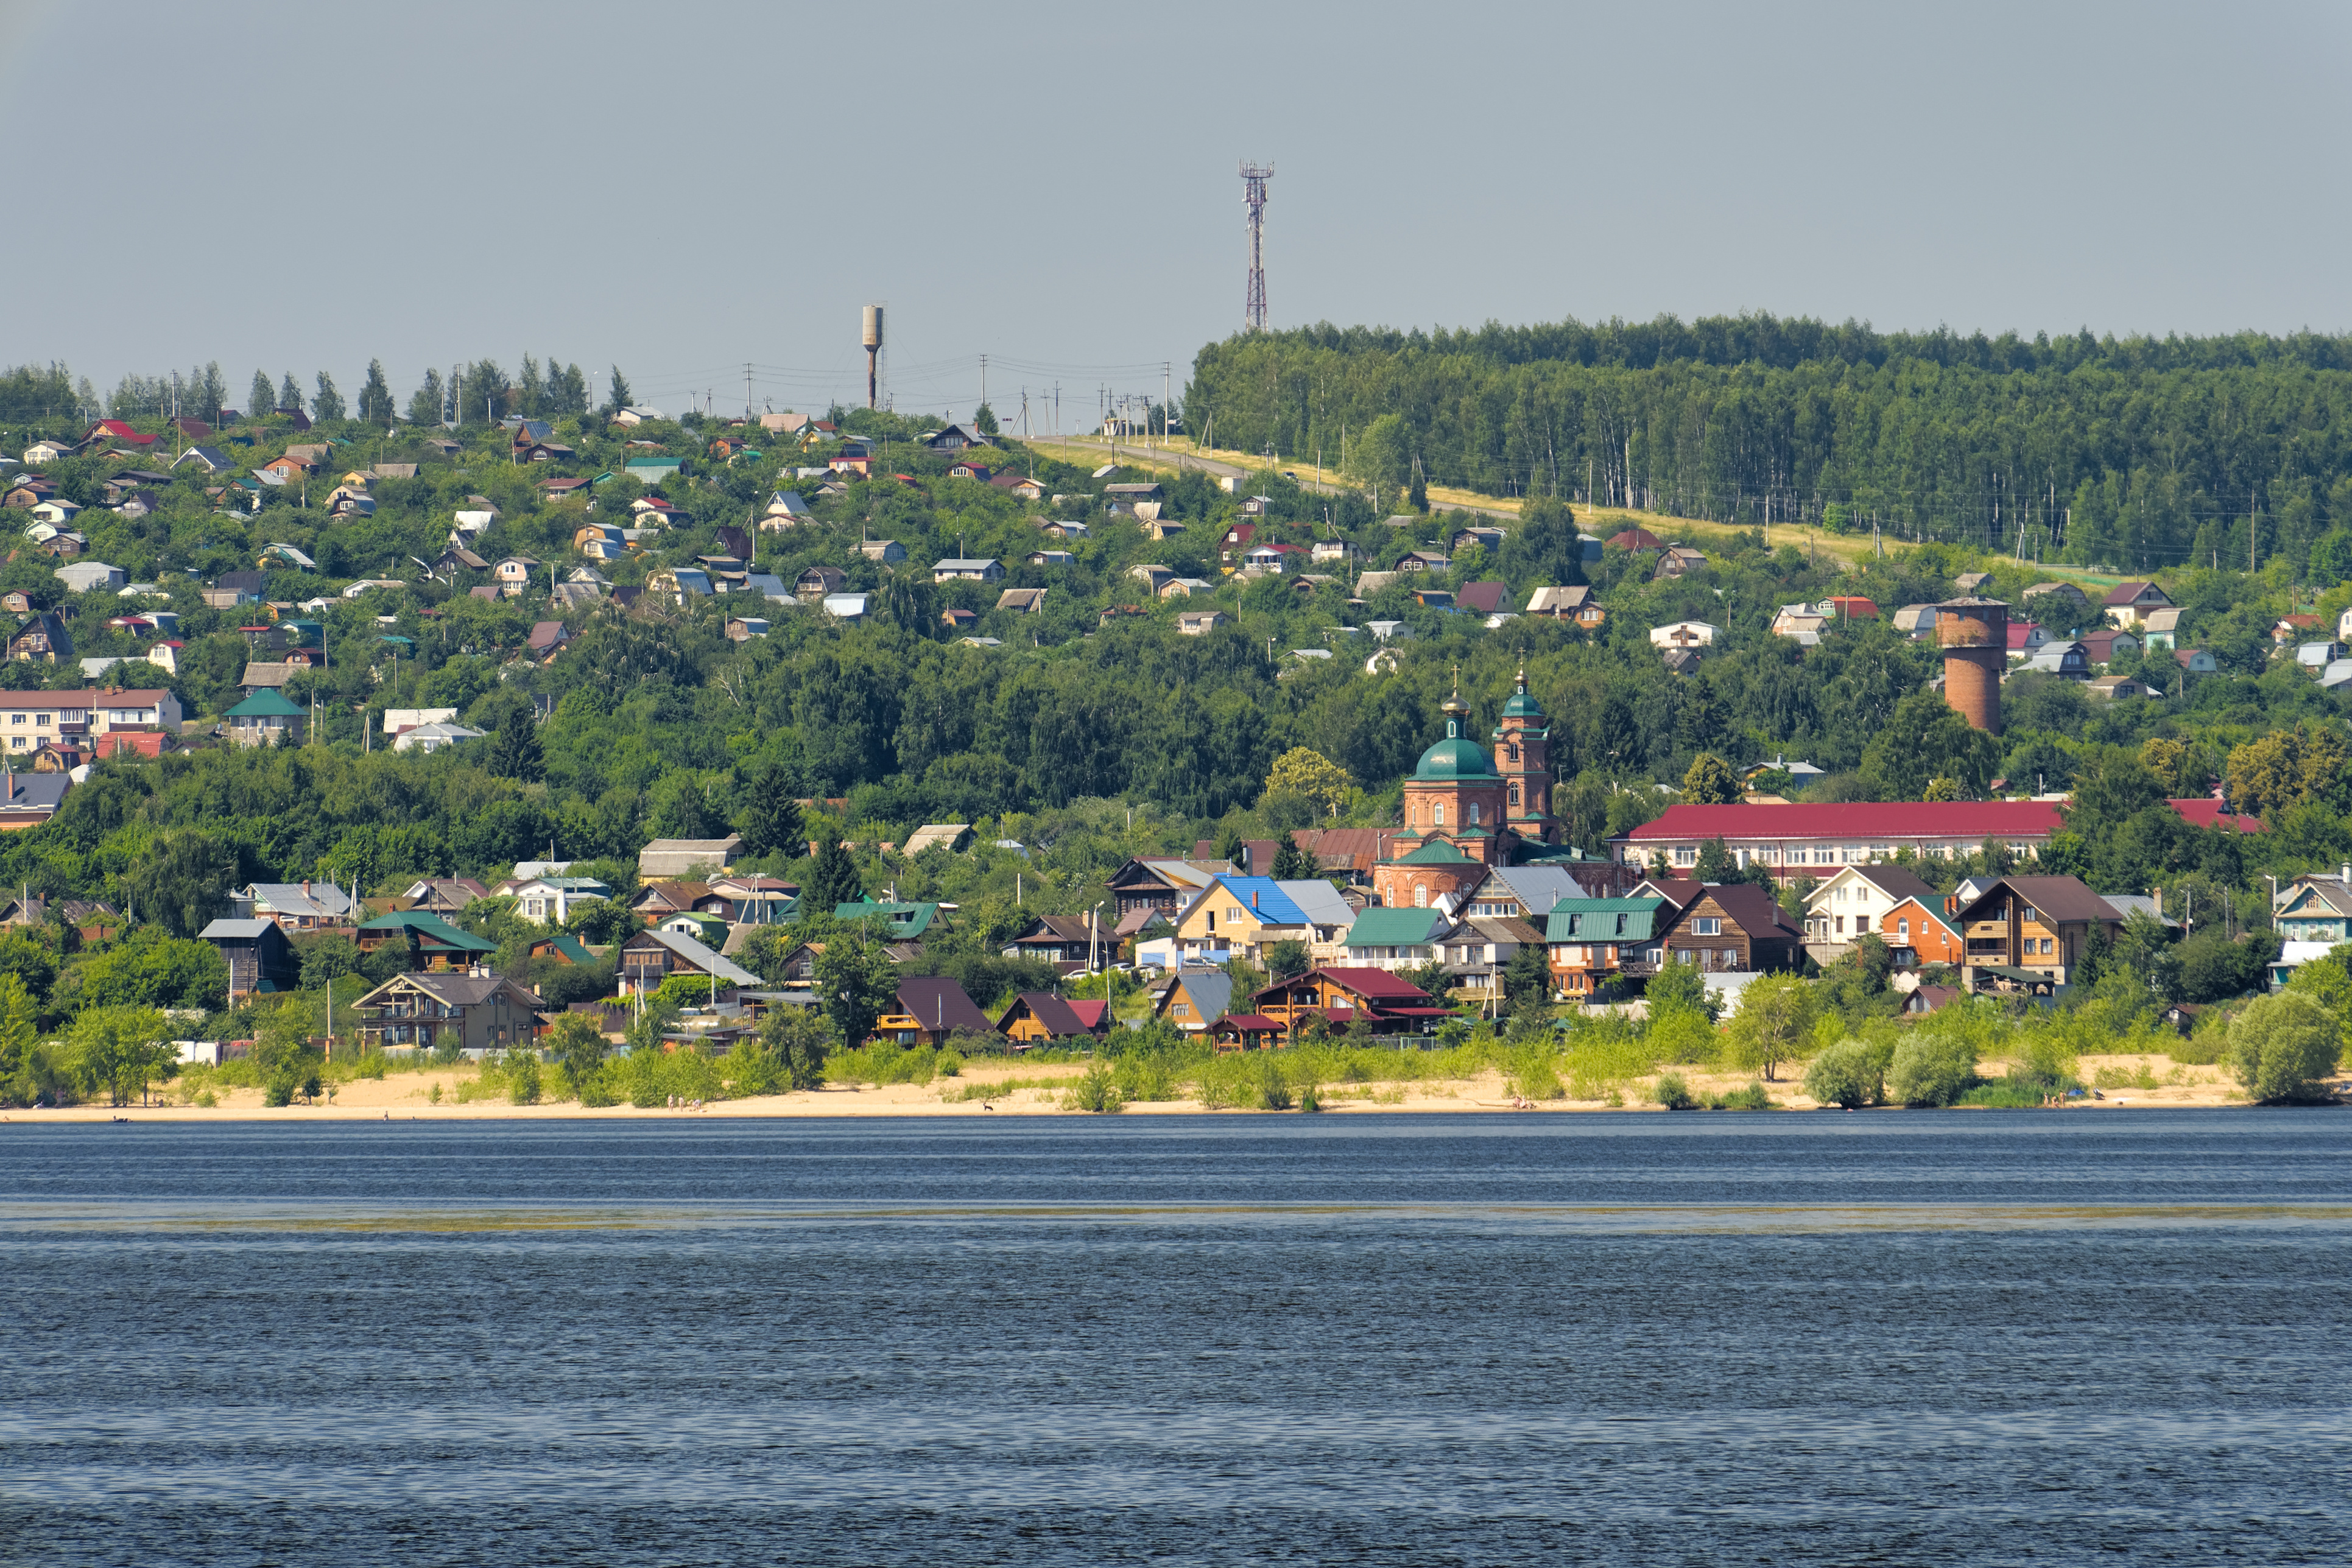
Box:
[1651, 1071, 1698, 1110]
[1112, 1052, 1174, 1103]
[1297, 1079, 1323, 1113]
[1712, 1083, 1770, 1111]
[1803, 1037, 1881, 1109]
[2228, 992, 2342, 1104]
[1256, 1056, 1293, 1110]
[1887, 1033, 1979, 1107]
[504, 1048, 542, 1106]
[1061, 1060, 1124, 1114]
[1507, 1045, 1565, 1101]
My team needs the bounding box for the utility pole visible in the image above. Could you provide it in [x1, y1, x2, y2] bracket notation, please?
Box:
[744, 363, 753, 419]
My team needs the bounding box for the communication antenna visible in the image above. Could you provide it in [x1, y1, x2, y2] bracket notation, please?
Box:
[1239, 160, 1273, 331]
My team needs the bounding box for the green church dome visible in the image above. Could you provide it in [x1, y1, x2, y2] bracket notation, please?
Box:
[1415, 734, 1498, 779]
[1501, 664, 1544, 719]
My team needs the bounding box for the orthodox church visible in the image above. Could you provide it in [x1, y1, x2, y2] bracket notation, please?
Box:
[1371, 667, 1559, 910]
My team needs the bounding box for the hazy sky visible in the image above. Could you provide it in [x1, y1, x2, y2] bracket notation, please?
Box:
[7, 1, 2347, 420]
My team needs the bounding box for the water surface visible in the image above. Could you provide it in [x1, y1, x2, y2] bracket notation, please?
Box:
[3, 1112, 2345, 1565]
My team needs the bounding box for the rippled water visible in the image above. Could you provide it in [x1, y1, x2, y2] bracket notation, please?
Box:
[3, 1111, 2347, 1565]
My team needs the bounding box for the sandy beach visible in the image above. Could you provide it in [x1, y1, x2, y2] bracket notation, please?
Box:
[2, 1052, 2253, 1122]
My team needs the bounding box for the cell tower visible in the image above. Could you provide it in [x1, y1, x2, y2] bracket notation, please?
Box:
[1240, 161, 1273, 331]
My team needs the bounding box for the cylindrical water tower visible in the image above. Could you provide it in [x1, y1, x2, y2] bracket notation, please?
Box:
[1937, 596, 2009, 734]
[862, 305, 884, 409]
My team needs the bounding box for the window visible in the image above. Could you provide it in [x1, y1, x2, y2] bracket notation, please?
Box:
[1433, 803, 1445, 826]
[1414, 885, 1428, 907]
[35, 714, 48, 728]
[1691, 917, 1721, 936]
[1509, 784, 1521, 807]
[1834, 916, 1845, 935]
[1467, 803, 1479, 826]
[1206, 910, 1216, 932]
[1898, 918, 1909, 939]
[1674, 845, 1696, 865]
[1172, 1004, 1189, 1017]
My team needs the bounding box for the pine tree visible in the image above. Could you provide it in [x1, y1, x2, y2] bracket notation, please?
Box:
[606, 366, 633, 413]
[248, 370, 273, 418]
[488, 713, 544, 782]
[800, 833, 862, 914]
[734, 761, 803, 859]
[1270, 832, 1315, 880]
[1409, 471, 1428, 512]
[278, 372, 303, 415]
[312, 371, 345, 421]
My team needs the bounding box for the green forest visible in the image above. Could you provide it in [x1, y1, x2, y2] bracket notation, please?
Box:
[1186, 313, 2352, 577]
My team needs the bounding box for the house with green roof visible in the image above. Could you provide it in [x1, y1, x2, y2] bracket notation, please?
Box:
[354, 909, 499, 972]
[1542, 897, 1668, 997]
[1376, 666, 1561, 910]
[833, 899, 940, 940]
[222, 688, 305, 747]
[1342, 907, 1450, 971]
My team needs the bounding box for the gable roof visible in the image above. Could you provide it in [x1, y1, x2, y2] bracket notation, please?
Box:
[632, 926, 760, 985]
[1952, 875, 2120, 926]
[1479, 865, 1588, 915]
[998, 992, 1090, 1037]
[1544, 897, 1666, 942]
[1690, 881, 1804, 938]
[1163, 969, 1233, 1024]
[1345, 907, 1449, 946]
[895, 976, 993, 1033]
[1272, 879, 1356, 928]
[355, 909, 498, 952]
[1205, 876, 1309, 924]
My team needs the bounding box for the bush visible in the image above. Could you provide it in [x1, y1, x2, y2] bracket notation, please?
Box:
[2228, 991, 2342, 1103]
[1507, 1045, 1565, 1101]
[1886, 1033, 1978, 1107]
[1651, 1071, 1698, 1110]
[1256, 1055, 1294, 1111]
[1061, 1060, 1124, 1113]
[504, 1048, 542, 1106]
[1712, 1083, 1770, 1111]
[1112, 1052, 1174, 1103]
[1803, 1037, 1882, 1109]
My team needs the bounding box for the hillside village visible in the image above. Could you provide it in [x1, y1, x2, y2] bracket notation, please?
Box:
[1, 359, 2350, 1108]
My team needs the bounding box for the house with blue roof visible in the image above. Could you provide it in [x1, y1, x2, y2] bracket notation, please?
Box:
[1170, 876, 1309, 966]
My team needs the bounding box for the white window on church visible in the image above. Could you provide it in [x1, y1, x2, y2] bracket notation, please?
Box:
[1466, 803, 1479, 825]
[1414, 885, 1428, 907]
[1433, 803, 1445, 826]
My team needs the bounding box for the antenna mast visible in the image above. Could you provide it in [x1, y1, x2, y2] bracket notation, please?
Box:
[1240, 160, 1273, 331]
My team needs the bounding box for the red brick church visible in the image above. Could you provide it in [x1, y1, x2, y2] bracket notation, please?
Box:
[1373, 667, 1558, 909]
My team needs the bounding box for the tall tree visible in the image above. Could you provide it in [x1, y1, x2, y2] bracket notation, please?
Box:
[518, 354, 543, 417]
[407, 367, 445, 426]
[277, 372, 303, 415]
[312, 371, 345, 421]
[1681, 753, 1742, 805]
[247, 370, 273, 418]
[606, 365, 633, 413]
[800, 833, 863, 913]
[356, 360, 393, 423]
[734, 761, 804, 859]
[814, 924, 896, 1047]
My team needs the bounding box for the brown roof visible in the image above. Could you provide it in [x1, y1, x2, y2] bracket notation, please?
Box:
[1691, 881, 1803, 938]
[2100, 580, 2166, 606]
[1456, 581, 1510, 614]
[895, 977, 993, 1033]
[996, 991, 1090, 1037]
[1845, 864, 1940, 904]
[1956, 875, 2119, 926]
[1012, 915, 1097, 946]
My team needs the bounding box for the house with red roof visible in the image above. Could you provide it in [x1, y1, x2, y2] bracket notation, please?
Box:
[1250, 966, 1451, 1037]
[994, 991, 1097, 1047]
[1826, 596, 1879, 620]
[1606, 527, 1667, 552]
[82, 420, 156, 448]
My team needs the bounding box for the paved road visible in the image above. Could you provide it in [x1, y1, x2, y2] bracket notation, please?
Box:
[1038, 435, 1517, 521]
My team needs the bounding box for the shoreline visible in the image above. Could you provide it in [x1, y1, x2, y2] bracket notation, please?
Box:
[1, 1055, 2260, 1122]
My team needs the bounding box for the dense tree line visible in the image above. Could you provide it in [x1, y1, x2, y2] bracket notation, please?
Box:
[1186, 314, 2352, 576]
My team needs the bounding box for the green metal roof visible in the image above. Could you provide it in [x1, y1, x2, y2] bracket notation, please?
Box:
[1391, 838, 1472, 865]
[1543, 898, 1666, 943]
[357, 909, 497, 951]
[1346, 907, 1449, 946]
[1414, 734, 1496, 779]
[533, 932, 595, 965]
[835, 899, 938, 937]
[224, 689, 304, 717]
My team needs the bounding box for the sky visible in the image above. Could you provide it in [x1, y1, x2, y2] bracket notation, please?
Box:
[6, 0, 2348, 422]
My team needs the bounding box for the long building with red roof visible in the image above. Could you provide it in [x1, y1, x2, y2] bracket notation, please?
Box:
[1613, 798, 2259, 877]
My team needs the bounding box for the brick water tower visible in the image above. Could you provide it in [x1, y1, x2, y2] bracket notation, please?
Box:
[1937, 596, 2008, 734]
